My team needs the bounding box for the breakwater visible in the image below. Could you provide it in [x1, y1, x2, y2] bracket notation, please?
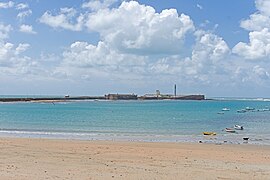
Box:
[0, 96, 105, 102]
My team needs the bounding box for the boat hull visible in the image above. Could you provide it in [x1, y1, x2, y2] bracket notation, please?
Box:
[203, 132, 216, 136]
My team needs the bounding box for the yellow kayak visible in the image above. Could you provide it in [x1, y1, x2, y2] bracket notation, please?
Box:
[203, 132, 216, 136]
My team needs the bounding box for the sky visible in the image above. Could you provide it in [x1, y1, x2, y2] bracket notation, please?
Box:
[0, 0, 270, 97]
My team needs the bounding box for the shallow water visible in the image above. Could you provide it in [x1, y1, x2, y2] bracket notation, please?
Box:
[0, 99, 269, 144]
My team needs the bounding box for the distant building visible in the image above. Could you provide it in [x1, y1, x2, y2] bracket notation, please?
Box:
[156, 90, 160, 97]
[105, 94, 138, 100]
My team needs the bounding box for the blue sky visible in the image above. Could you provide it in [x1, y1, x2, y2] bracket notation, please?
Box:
[0, 0, 270, 97]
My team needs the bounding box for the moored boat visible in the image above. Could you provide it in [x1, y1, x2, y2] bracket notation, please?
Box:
[245, 107, 255, 111]
[222, 108, 230, 111]
[225, 128, 236, 133]
[237, 109, 247, 113]
[203, 132, 216, 136]
[234, 125, 243, 130]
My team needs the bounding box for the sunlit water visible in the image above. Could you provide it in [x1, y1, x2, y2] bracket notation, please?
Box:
[0, 99, 269, 144]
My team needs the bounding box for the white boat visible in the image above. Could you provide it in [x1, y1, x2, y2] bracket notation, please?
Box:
[225, 128, 236, 133]
[234, 125, 243, 130]
[222, 108, 230, 111]
[245, 107, 255, 111]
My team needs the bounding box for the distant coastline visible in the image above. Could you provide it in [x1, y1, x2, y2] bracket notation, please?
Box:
[0, 93, 205, 102]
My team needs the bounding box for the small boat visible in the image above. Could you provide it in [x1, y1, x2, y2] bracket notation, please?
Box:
[237, 109, 247, 113]
[222, 108, 230, 111]
[234, 125, 243, 130]
[203, 132, 216, 136]
[225, 128, 236, 133]
[245, 107, 255, 111]
[217, 112, 224, 114]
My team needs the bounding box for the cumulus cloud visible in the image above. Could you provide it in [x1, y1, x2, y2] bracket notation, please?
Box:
[0, 39, 44, 79]
[0, 42, 13, 64]
[234, 0, 270, 60]
[0, 1, 14, 9]
[85, 1, 194, 55]
[39, 8, 84, 31]
[240, 13, 270, 31]
[62, 41, 146, 74]
[40, 1, 194, 55]
[82, 0, 118, 11]
[233, 64, 270, 85]
[0, 42, 29, 65]
[193, 31, 230, 62]
[17, 9, 32, 20]
[19, 24, 37, 34]
[0, 23, 12, 39]
[56, 1, 234, 85]
[150, 31, 230, 79]
[253, 65, 270, 80]
[233, 28, 270, 59]
[16, 3, 28, 10]
[0, 0, 265, 93]
[255, 0, 270, 16]
[15, 43, 30, 55]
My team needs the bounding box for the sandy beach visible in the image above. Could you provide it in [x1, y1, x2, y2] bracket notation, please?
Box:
[0, 138, 269, 179]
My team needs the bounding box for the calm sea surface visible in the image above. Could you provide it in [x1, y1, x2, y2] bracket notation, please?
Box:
[0, 99, 269, 144]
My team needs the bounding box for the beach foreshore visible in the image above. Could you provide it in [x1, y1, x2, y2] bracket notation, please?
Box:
[0, 138, 269, 180]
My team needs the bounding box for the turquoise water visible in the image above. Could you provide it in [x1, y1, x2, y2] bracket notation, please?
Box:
[0, 100, 270, 144]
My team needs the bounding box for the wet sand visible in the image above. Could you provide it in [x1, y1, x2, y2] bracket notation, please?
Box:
[0, 138, 269, 180]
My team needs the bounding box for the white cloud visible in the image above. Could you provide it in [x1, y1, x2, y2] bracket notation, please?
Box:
[0, 42, 29, 65]
[60, 7, 77, 17]
[39, 8, 84, 31]
[150, 31, 230, 79]
[16, 3, 28, 10]
[240, 13, 270, 31]
[240, 0, 270, 31]
[62, 41, 146, 72]
[196, 4, 203, 10]
[253, 65, 270, 80]
[233, 28, 270, 59]
[0, 23, 12, 39]
[0, 42, 14, 64]
[56, 1, 234, 85]
[0, 40, 44, 79]
[234, 0, 270, 60]
[193, 31, 230, 62]
[85, 1, 194, 55]
[19, 24, 37, 34]
[255, 0, 270, 16]
[82, 0, 118, 11]
[17, 9, 32, 20]
[0, 1, 14, 9]
[15, 43, 30, 55]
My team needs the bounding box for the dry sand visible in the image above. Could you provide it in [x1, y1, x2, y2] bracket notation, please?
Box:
[0, 138, 269, 180]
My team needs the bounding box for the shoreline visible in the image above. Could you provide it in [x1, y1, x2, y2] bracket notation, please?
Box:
[0, 137, 269, 179]
[0, 129, 269, 145]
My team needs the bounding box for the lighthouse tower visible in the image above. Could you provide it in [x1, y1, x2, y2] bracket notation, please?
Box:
[174, 84, 177, 97]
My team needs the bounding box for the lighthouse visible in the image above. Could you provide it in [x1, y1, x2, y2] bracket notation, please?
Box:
[174, 84, 177, 97]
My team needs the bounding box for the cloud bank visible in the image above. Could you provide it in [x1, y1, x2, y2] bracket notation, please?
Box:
[1, 0, 270, 96]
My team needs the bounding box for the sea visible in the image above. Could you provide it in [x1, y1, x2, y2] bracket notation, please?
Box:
[0, 97, 270, 145]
